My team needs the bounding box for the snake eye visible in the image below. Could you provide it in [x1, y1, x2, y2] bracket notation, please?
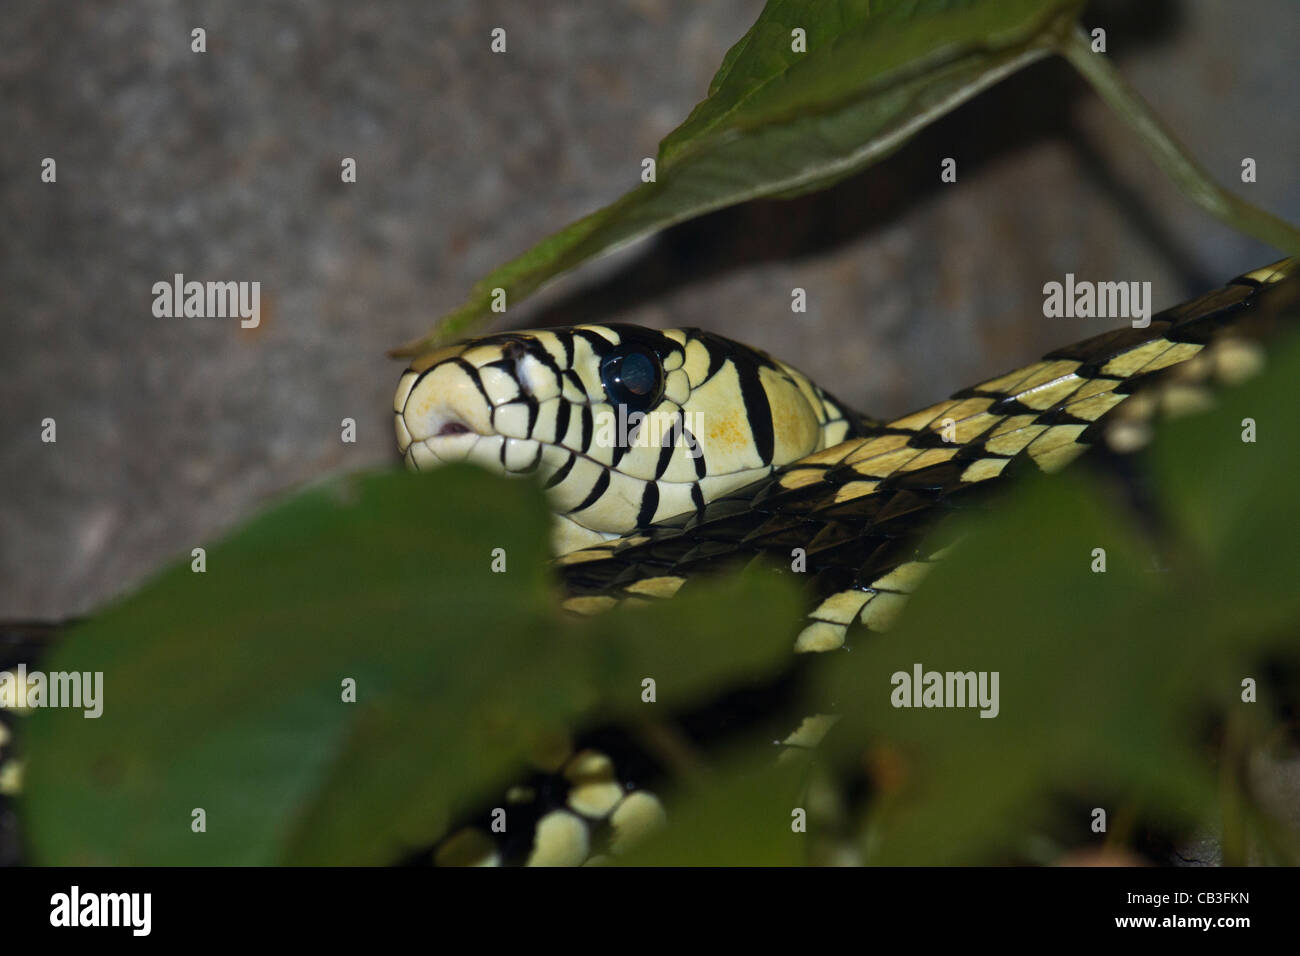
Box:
[599, 345, 665, 412]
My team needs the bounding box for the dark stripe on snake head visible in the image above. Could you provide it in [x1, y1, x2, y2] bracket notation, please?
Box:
[732, 358, 775, 465]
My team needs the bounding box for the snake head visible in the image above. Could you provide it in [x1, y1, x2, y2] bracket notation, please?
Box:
[395, 325, 860, 552]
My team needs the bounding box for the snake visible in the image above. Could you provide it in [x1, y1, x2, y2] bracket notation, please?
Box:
[2, 258, 1296, 866]
[383, 257, 1298, 865]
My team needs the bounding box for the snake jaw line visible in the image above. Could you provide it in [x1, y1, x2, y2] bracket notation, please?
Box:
[396, 325, 866, 553]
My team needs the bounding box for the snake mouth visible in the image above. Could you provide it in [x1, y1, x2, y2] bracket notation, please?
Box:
[408, 434, 545, 477]
[400, 422, 543, 477]
[394, 365, 545, 476]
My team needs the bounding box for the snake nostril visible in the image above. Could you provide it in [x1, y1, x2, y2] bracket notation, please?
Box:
[436, 421, 472, 437]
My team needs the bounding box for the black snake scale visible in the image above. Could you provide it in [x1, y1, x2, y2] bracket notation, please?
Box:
[2, 259, 1296, 867]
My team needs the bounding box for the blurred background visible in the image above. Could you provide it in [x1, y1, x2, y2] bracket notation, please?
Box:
[2, 0, 1298, 619]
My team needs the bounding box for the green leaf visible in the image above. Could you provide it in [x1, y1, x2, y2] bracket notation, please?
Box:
[394, 0, 1082, 355]
[814, 474, 1215, 864]
[810, 327, 1300, 865]
[582, 568, 805, 718]
[1146, 333, 1300, 632]
[615, 748, 814, 866]
[22, 466, 803, 865]
[23, 467, 550, 864]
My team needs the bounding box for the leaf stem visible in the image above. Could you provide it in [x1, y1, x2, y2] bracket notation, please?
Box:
[1061, 25, 1300, 256]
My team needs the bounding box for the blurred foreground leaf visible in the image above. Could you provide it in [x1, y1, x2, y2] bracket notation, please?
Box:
[629, 331, 1300, 866]
[616, 749, 813, 867]
[23, 466, 802, 864]
[810, 332, 1300, 864]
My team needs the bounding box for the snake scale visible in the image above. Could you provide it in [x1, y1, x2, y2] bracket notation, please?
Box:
[387, 257, 1298, 865]
[2, 257, 1297, 866]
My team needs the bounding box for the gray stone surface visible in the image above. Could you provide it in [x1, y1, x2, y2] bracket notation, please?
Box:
[2, 0, 1298, 627]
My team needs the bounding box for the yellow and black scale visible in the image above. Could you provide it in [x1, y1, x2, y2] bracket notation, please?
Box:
[1, 259, 1296, 866]
[386, 257, 1298, 866]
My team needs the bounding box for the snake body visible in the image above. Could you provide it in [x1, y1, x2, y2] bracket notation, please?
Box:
[385, 257, 1298, 865]
[2, 260, 1295, 866]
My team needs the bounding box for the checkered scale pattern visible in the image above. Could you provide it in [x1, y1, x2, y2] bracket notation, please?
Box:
[394, 324, 867, 554]
[418, 258, 1298, 866]
[555, 260, 1298, 661]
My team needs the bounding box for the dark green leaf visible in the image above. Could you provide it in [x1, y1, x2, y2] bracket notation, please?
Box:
[808, 329, 1300, 864]
[23, 466, 803, 864]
